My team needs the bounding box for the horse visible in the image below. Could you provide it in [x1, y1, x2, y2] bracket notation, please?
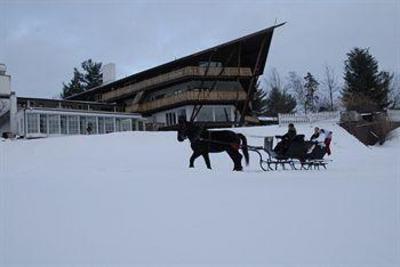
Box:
[177, 121, 249, 171]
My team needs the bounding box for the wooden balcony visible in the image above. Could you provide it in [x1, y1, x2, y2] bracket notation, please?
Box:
[102, 66, 252, 102]
[126, 90, 247, 113]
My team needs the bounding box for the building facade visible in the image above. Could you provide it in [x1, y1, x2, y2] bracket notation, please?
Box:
[0, 65, 146, 138]
[0, 24, 283, 137]
[67, 24, 283, 129]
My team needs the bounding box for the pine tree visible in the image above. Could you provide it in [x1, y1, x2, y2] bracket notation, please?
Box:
[342, 48, 392, 112]
[265, 86, 297, 116]
[304, 72, 319, 113]
[81, 59, 103, 90]
[60, 59, 103, 99]
[60, 68, 84, 99]
[251, 82, 268, 115]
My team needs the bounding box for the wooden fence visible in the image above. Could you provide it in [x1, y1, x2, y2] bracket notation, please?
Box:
[278, 111, 341, 126]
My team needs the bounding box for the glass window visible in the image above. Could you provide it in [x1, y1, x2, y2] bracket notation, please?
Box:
[87, 116, 97, 134]
[79, 116, 87, 134]
[137, 121, 144, 131]
[61, 115, 68, 134]
[105, 117, 114, 133]
[178, 109, 186, 122]
[48, 114, 60, 134]
[68, 115, 79, 135]
[116, 118, 121, 132]
[214, 107, 231, 122]
[197, 106, 214, 122]
[131, 119, 137, 131]
[98, 117, 105, 134]
[120, 118, 131, 131]
[39, 114, 48, 134]
[27, 113, 39, 134]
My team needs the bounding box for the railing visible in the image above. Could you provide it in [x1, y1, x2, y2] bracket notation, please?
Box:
[278, 111, 341, 126]
[126, 90, 247, 113]
[387, 109, 400, 122]
[102, 66, 252, 101]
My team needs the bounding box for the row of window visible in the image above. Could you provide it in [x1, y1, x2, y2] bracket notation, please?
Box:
[165, 109, 187, 126]
[196, 106, 232, 122]
[163, 107, 232, 126]
[26, 113, 143, 135]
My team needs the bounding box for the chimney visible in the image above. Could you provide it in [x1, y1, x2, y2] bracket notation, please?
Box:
[101, 63, 116, 84]
[0, 63, 11, 95]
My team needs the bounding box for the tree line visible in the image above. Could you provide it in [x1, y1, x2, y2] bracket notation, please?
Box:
[252, 47, 400, 116]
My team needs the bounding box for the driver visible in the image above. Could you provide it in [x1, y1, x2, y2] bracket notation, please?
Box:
[274, 123, 297, 155]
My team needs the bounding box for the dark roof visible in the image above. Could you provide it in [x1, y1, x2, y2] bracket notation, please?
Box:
[67, 23, 285, 100]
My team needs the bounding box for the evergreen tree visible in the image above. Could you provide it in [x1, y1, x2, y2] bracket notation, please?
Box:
[61, 59, 103, 99]
[342, 48, 392, 112]
[81, 59, 103, 90]
[60, 68, 84, 99]
[251, 82, 268, 115]
[304, 72, 319, 113]
[265, 86, 297, 116]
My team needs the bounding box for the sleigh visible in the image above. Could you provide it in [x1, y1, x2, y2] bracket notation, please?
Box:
[248, 135, 330, 171]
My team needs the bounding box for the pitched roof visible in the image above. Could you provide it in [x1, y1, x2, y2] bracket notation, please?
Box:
[67, 23, 285, 100]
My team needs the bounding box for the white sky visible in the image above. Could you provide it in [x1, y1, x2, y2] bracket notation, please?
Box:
[1, 0, 399, 98]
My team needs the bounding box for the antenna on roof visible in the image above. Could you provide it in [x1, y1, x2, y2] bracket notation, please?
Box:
[274, 18, 278, 26]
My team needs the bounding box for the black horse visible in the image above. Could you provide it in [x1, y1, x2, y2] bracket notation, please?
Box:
[177, 121, 249, 171]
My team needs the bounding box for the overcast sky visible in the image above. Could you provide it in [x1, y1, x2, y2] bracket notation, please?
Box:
[1, 0, 399, 98]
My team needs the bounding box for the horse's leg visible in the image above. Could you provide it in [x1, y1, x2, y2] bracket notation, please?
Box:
[202, 153, 212, 169]
[189, 151, 201, 168]
[235, 151, 243, 171]
[226, 148, 243, 171]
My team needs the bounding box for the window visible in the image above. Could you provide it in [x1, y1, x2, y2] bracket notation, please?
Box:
[27, 113, 39, 134]
[196, 106, 214, 122]
[137, 120, 144, 131]
[79, 116, 87, 134]
[165, 112, 176, 126]
[131, 119, 137, 131]
[61, 115, 68, 134]
[87, 116, 97, 134]
[48, 114, 60, 134]
[116, 118, 121, 132]
[67, 115, 79, 135]
[39, 114, 47, 134]
[105, 117, 114, 133]
[214, 107, 231, 122]
[98, 117, 105, 134]
[120, 118, 131, 131]
[178, 109, 186, 122]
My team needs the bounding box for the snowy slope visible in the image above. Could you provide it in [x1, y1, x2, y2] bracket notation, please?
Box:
[0, 123, 399, 266]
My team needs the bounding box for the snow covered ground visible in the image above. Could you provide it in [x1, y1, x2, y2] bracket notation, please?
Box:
[0, 123, 399, 266]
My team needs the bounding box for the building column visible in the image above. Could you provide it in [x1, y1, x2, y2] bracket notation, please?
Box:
[9, 92, 17, 134]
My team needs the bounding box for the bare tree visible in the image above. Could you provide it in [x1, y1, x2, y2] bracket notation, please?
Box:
[389, 72, 400, 109]
[322, 65, 339, 111]
[286, 71, 306, 113]
[268, 68, 282, 90]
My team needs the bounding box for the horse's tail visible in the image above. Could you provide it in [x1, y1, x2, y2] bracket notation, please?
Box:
[237, 133, 249, 166]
